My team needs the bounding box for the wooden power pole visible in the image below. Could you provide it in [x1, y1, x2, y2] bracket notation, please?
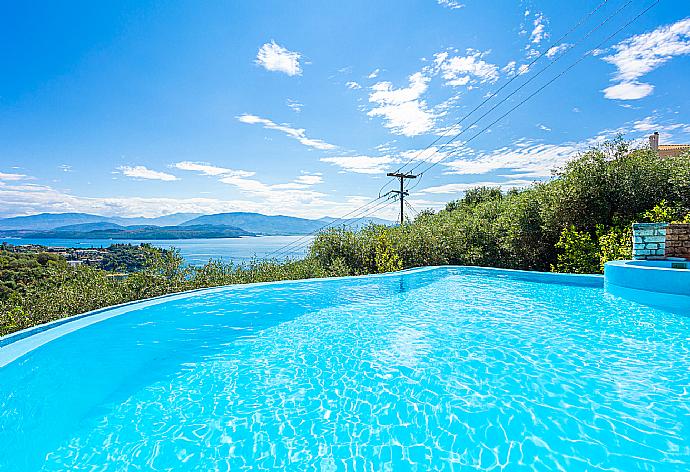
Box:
[386, 172, 417, 225]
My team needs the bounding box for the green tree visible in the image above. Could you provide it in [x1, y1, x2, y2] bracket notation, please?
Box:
[551, 226, 599, 274]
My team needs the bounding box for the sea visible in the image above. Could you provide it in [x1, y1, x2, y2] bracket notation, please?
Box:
[0, 236, 313, 265]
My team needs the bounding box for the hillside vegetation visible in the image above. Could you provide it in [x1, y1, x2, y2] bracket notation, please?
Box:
[311, 140, 690, 275]
[1, 140, 688, 336]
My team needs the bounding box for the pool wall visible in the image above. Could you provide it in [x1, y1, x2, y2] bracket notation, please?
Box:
[604, 259, 690, 312]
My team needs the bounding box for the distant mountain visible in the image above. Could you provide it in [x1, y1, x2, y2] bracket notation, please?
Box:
[53, 222, 125, 232]
[2, 224, 253, 240]
[181, 212, 325, 236]
[0, 213, 109, 231]
[0, 212, 202, 231]
[109, 213, 202, 227]
[181, 212, 392, 235]
[0, 211, 392, 236]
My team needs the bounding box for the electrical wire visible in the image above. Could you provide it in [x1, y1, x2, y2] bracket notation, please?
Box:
[406, 0, 660, 194]
[267, 195, 398, 260]
[402, 0, 632, 180]
[375, 0, 614, 198]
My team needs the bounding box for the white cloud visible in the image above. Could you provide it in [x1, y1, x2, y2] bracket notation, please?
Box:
[286, 99, 303, 113]
[502, 61, 517, 76]
[173, 161, 254, 178]
[118, 166, 178, 181]
[398, 146, 454, 165]
[437, 0, 464, 9]
[443, 139, 581, 177]
[546, 43, 570, 58]
[237, 114, 337, 150]
[602, 18, 690, 100]
[0, 180, 375, 220]
[0, 172, 28, 181]
[537, 124, 551, 132]
[294, 173, 323, 185]
[417, 180, 531, 194]
[321, 145, 453, 175]
[630, 115, 689, 142]
[346, 81, 362, 90]
[320, 155, 398, 174]
[367, 68, 380, 79]
[433, 50, 499, 87]
[603, 82, 655, 100]
[530, 14, 547, 44]
[368, 72, 436, 137]
[255, 41, 302, 76]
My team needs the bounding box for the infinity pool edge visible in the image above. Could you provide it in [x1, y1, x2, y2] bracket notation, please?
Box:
[0, 266, 602, 367]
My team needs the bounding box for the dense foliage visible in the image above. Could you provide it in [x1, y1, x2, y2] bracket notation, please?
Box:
[310, 141, 690, 274]
[1, 140, 688, 336]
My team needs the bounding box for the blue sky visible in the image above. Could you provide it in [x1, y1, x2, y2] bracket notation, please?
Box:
[1, 0, 689, 220]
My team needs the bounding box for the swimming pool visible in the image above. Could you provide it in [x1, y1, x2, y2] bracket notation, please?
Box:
[1, 266, 689, 470]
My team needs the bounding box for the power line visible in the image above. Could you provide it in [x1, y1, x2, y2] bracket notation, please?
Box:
[404, 200, 420, 220]
[267, 195, 397, 260]
[376, 0, 613, 198]
[268, 197, 399, 260]
[407, 0, 660, 193]
[402, 0, 632, 179]
[263, 195, 387, 259]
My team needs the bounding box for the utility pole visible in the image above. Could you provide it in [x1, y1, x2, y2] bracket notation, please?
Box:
[386, 172, 417, 225]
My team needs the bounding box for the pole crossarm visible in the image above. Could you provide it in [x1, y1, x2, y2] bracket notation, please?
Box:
[385, 172, 416, 225]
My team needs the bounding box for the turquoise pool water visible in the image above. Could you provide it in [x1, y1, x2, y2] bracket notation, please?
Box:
[1, 267, 689, 470]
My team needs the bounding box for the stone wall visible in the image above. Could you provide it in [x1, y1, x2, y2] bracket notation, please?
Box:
[632, 223, 667, 260]
[665, 223, 690, 259]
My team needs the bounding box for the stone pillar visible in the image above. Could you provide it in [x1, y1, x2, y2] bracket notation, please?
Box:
[632, 222, 667, 260]
[665, 223, 690, 260]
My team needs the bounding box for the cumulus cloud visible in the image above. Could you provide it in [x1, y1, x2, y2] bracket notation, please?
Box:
[502, 61, 517, 76]
[433, 50, 499, 87]
[255, 41, 302, 76]
[173, 161, 254, 178]
[237, 114, 337, 150]
[367, 72, 436, 137]
[529, 14, 547, 44]
[346, 81, 362, 89]
[367, 68, 380, 79]
[602, 17, 690, 100]
[546, 43, 570, 58]
[118, 166, 178, 181]
[603, 82, 655, 100]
